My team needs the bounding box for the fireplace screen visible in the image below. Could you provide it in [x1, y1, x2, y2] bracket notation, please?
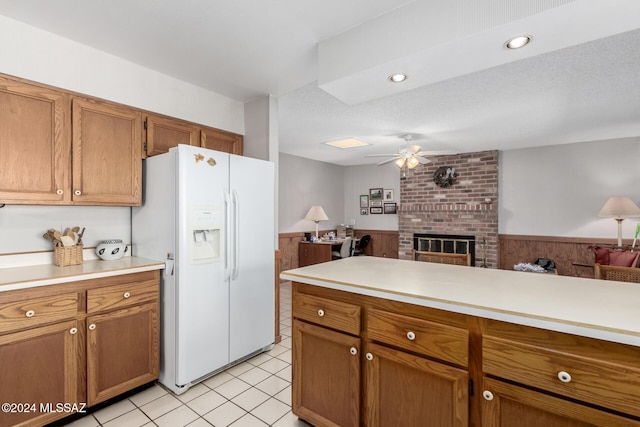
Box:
[413, 233, 475, 266]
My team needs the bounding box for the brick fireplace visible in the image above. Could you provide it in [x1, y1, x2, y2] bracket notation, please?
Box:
[399, 150, 499, 268]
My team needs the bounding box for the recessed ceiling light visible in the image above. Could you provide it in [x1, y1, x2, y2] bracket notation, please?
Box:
[388, 73, 407, 83]
[324, 138, 370, 149]
[504, 35, 531, 49]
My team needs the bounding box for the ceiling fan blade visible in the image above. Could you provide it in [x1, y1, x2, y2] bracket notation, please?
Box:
[376, 157, 402, 166]
[415, 155, 431, 164]
[365, 153, 402, 157]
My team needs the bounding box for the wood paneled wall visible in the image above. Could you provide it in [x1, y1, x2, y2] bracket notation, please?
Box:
[499, 234, 627, 277]
[278, 229, 399, 274]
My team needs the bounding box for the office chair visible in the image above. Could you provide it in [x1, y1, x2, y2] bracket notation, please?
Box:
[353, 235, 371, 256]
[332, 237, 354, 259]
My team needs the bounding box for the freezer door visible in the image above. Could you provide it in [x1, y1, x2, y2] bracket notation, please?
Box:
[228, 155, 275, 361]
[175, 145, 231, 385]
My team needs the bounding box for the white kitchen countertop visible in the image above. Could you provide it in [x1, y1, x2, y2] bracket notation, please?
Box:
[281, 256, 640, 347]
[0, 256, 165, 292]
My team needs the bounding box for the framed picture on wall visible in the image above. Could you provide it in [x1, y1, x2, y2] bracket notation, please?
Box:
[360, 208, 368, 215]
[369, 188, 383, 200]
[370, 207, 383, 214]
[384, 202, 397, 214]
[370, 200, 382, 207]
[383, 189, 394, 201]
[360, 194, 369, 208]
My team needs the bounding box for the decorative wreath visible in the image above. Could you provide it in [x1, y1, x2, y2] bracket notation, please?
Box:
[433, 166, 458, 188]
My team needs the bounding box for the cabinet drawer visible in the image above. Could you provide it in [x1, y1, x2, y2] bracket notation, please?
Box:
[293, 293, 361, 335]
[366, 309, 468, 366]
[0, 293, 79, 334]
[483, 335, 640, 418]
[87, 279, 158, 314]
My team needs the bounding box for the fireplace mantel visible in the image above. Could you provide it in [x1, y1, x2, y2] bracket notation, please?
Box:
[400, 202, 494, 212]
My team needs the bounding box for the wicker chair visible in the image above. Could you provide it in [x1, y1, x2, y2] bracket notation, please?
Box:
[412, 250, 471, 266]
[594, 263, 640, 283]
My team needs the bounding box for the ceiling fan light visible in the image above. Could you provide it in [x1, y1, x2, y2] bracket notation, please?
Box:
[407, 157, 420, 169]
[394, 158, 406, 168]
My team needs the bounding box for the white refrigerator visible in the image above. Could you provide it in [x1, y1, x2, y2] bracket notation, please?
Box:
[132, 144, 275, 394]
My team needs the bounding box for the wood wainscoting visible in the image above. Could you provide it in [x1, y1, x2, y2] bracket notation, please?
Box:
[279, 229, 399, 274]
[499, 234, 628, 277]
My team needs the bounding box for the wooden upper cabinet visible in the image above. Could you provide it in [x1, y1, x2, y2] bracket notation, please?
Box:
[72, 97, 142, 206]
[0, 75, 71, 204]
[201, 126, 243, 155]
[145, 114, 200, 156]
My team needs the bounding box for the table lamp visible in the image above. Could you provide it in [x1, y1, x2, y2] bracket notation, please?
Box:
[597, 197, 640, 246]
[304, 206, 329, 240]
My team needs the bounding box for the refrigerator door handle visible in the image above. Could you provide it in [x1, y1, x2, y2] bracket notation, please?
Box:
[231, 189, 240, 280]
[224, 190, 232, 281]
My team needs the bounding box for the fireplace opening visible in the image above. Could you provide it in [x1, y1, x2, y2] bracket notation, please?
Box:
[413, 233, 475, 266]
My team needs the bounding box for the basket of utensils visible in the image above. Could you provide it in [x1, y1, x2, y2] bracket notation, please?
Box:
[43, 226, 85, 267]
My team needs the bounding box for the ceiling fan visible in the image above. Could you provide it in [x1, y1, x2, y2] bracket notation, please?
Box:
[365, 134, 452, 169]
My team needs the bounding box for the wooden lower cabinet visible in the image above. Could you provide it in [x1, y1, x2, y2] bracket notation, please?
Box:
[87, 302, 159, 406]
[481, 378, 640, 427]
[292, 319, 360, 427]
[0, 320, 80, 427]
[292, 282, 640, 427]
[364, 342, 468, 427]
[0, 270, 160, 427]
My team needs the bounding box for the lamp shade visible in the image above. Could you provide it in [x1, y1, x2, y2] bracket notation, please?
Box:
[597, 197, 640, 219]
[304, 206, 328, 222]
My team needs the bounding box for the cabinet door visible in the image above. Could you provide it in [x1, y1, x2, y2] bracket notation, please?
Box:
[145, 114, 200, 156]
[86, 302, 159, 406]
[0, 76, 70, 204]
[364, 342, 469, 427]
[0, 320, 80, 427]
[201, 126, 243, 155]
[481, 377, 640, 427]
[292, 319, 360, 427]
[72, 97, 142, 206]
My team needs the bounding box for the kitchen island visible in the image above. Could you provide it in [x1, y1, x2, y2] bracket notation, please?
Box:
[281, 256, 640, 426]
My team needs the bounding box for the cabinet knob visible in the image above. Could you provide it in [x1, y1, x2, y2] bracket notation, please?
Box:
[406, 331, 416, 341]
[365, 352, 373, 361]
[56, 189, 64, 195]
[25, 310, 35, 318]
[69, 327, 78, 335]
[74, 190, 82, 196]
[482, 390, 494, 401]
[557, 371, 572, 383]
[317, 309, 325, 317]
[350, 347, 357, 356]
[88, 323, 96, 331]
[123, 291, 131, 299]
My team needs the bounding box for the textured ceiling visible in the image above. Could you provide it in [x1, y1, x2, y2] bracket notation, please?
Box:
[0, 0, 639, 166]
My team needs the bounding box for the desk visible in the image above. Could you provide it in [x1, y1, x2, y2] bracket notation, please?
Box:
[298, 240, 349, 267]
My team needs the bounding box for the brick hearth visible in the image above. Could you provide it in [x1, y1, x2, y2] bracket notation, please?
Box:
[399, 151, 499, 268]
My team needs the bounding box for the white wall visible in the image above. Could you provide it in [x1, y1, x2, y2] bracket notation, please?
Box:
[344, 164, 400, 230]
[279, 154, 400, 233]
[279, 154, 345, 233]
[499, 137, 640, 239]
[0, 15, 244, 133]
[0, 16, 244, 256]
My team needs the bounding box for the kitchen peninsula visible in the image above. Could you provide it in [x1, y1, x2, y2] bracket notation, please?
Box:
[281, 256, 640, 426]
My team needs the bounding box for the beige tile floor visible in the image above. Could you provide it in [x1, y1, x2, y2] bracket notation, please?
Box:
[61, 281, 311, 427]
